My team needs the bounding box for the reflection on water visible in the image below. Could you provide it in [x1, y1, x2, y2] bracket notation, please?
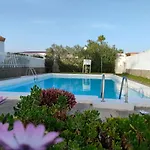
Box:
[0, 77, 118, 99]
[82, 79, 91, 91]
[3, 77, 149, 99]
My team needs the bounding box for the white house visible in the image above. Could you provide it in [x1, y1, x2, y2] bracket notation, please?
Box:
[0, 36, 6, 63]
[0, 36, 5, 53]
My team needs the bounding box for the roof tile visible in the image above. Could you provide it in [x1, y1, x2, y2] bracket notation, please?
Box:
[0, 36, 5, 42]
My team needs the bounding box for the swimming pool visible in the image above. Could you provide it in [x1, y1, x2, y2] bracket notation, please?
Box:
[0, 74, 149, 100]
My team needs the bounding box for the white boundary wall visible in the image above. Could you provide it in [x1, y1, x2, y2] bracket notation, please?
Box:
[126, 50, 150, 70]
[0, 41, 4, 53]
[0, 52, 45, 68]
[28, 57, 45, 68]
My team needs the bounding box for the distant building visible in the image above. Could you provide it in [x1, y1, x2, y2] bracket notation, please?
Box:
[126, 52, 139, 56]
[19, 51, 46, 58]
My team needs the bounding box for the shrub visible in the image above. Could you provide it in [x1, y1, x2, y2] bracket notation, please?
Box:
[11, 86, 150, 149]
[98, 114, 150, 149]
[45, 56, 53, 73]
[14, 85, 42, 116]
[4, 87, 150, 150]
[15, 104, 66, 131]
[58, 59, 82, 73]
[0, 113, 15, 130]
[14, 86, 69, 129]
[58, 110, 102, 149]
[40, 88, 76, 109]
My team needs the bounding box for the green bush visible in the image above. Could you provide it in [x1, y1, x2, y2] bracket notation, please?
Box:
[3, 108, 150, 149]
[59, 110, 102, 149]
[13, 86, 103, 149]
[58, 60, 82, 73]
[0, 113, 15, 130]
[2, 106, 150, 149]
[98, 114, 150, 149]
[14, 86, 68, 131]
[45, 56, 53, 73]
[14, 85, 42, 116]
[3, 85, 150, 149]
[45, 38, 119, 73]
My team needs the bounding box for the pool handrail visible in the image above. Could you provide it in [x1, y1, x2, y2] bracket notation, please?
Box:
[119, 76, 128, 103]
[26, 68, 38, 80]
[101, 74, 105, 102]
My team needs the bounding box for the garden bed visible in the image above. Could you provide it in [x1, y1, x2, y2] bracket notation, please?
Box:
[119, 73, 150, 87]
[1, 86, 150, 149]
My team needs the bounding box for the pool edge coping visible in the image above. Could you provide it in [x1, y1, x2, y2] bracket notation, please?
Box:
[5, 96, 150, 111]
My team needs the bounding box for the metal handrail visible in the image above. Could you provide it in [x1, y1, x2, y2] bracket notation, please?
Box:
[32, 68, 38, 80]
[101, 74, 105, 102]
[32, 68, 37, 76]
[26, 68, 38, 80]
[119, 76, 128, 103]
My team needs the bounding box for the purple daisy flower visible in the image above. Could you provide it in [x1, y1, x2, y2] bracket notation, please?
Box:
[0, 121, 63, 150]
[0, 122, 9, 131]
[0, 96, 7, 105]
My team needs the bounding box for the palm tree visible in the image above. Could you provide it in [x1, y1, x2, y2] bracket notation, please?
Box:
[97, 35, 106, 44]
[118, 49, 124, 53]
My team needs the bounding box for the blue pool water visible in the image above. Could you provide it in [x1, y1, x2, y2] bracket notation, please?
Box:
[0, 77, 148, 99]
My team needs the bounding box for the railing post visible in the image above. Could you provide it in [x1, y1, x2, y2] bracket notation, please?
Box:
[119, 77, 128, 103]
[124, 78, 128, 103]
[101, 74, 105, 102]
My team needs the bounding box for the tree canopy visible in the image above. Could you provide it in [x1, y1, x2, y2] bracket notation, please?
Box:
[45, 35, 122, 73]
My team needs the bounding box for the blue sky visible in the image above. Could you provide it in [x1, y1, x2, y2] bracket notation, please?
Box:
[0, 0, 150, 52]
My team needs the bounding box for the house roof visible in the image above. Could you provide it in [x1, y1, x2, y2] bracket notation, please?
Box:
[126, 52, 139, 56]
[22, 51, 46, 54]
[0, 36, 6, 42]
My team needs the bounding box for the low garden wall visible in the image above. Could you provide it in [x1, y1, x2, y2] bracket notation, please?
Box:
[0, 67, 45, 79]
[126, 69, 150, 79]
[125, 50, 150, 78]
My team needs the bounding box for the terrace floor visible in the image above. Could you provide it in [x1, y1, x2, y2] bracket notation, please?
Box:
[0, 100, 18, 115]
[0, 100, 145, 120]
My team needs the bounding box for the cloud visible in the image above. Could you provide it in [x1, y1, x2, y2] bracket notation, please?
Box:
[91, 23, 115, 30]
